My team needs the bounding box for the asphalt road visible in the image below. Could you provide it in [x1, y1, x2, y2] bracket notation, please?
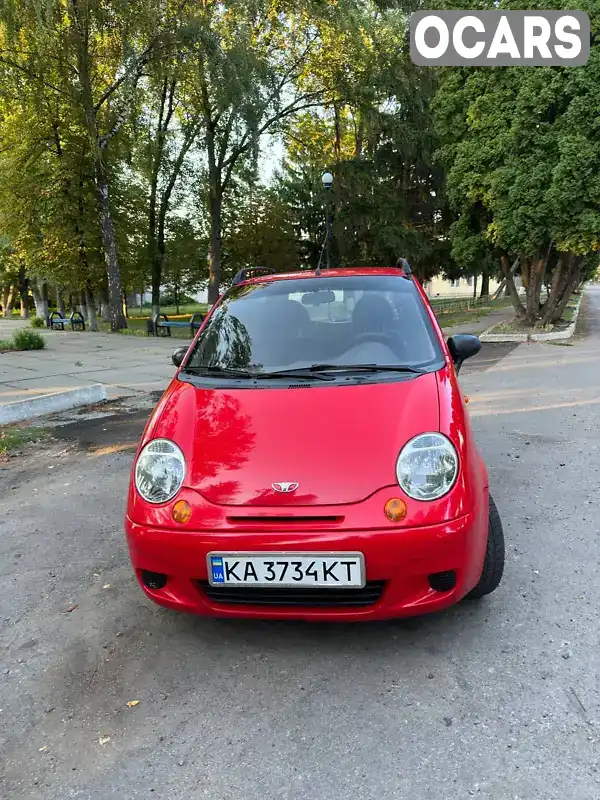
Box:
[1, 297, 599, 800]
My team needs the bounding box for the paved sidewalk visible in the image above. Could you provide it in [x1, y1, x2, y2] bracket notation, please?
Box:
[0, 324, 179, 405]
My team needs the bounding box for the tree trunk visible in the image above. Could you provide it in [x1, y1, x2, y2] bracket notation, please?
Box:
[549, 262, 581, 324]
[4, 286, 15, 316]
[31, 280, 49, 322]
[18, 264, 29, 319]
[149, 82, 167, 318]
[86, 284, 99, 331]
[57, 288, 65, 315]
[153, 192, 169, 315]
[149, 167, 161, 316]
[32, 282, 44, 317]
[480, 265, 490, 298]
[208, 190, 222, 305]
[97, 165, 127, 330]
[71, 3, 127, 332]
[500, 254, 525, 317]
[41, 281, 49, 324]
[1, 285, 8, 315]
[152, 119, 198, 313]
[539, 255, 566, 325]
[540, 254, 581, 326]
[472, 274, 477, 299]
[99, 287, 110, 322]
[523, 249, 550, 324]
[79, 290, 88, 321]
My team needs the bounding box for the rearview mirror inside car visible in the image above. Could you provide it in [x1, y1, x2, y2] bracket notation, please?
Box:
[172, 347, 188, 368]
[447, 334, 481, 373]
[302, 290, 336, 306]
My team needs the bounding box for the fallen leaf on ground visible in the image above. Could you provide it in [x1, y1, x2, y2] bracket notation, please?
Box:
[103, 584, 111, 589]
[63, 604, 78, 613]
[98, 736, 111, 746]
[126, 700, 140, 708]
[39, 746, 48, 752]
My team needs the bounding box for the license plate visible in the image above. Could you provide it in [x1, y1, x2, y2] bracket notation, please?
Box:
[207, 552, 365, 588]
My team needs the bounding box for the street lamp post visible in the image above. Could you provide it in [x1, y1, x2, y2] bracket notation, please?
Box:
[322, 172, 334, 270]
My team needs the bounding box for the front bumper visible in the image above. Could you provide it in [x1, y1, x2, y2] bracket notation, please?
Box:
[125, 510, 487, 621]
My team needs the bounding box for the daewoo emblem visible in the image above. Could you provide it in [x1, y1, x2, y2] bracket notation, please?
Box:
[272, 482, 299, 493]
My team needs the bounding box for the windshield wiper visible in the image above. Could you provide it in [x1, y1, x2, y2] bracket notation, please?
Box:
[183, 365, 333, 381]
[183, 365, 256, 378]
[255, 370, 334, 382]
[305, 363, 427, 375]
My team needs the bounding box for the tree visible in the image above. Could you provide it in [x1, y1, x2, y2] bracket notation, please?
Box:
[140, 66, 203, 316]
[223, 186, 299, 276]
[434, 4, 600, 325]
[274, 36, 451, 282]
[189, 0, 394, 303]
[0, 0, 196, 329]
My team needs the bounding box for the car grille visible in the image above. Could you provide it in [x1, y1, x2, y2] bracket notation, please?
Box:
[198, 581, 386, 608]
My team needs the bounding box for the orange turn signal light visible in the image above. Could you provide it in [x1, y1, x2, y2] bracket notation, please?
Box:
[172, 500, 191, 524]
[384, 498, 407, 522]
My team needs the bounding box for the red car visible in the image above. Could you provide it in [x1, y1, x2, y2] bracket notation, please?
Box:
[125, 265, 504, 621]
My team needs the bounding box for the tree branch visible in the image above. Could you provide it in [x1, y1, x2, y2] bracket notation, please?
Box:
[93, 0, 192, 112]
[0, 55, 68, 96]
[221, 92, 323, 179]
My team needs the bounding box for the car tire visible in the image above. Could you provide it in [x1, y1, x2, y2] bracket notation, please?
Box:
[468, 494, 505, 599]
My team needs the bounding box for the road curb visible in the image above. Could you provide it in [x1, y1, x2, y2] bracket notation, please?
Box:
[479, 294, 583, 343]
[0, 384, 108, 425]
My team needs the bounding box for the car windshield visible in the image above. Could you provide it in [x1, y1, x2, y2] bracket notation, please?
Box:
[186, 275, 444, 375]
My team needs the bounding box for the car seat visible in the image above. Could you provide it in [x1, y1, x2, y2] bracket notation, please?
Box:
[352, 294, 395, 335]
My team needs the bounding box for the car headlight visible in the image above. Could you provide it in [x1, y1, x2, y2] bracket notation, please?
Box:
[134, 439, 186, 504]
[396, 433, 458, 501]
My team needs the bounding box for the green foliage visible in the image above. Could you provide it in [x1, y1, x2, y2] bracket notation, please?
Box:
[275, 56, 451, 281]
[1, 0, 598, 325]
[30, 315, 45, 328]
[12, 328, 45, 350]
[433, 3, 600, 322]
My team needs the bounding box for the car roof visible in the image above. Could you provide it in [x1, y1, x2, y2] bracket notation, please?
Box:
[235, 267, 412, 288]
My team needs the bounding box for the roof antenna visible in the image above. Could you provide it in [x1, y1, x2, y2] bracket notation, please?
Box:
[396, 257, 412, 278]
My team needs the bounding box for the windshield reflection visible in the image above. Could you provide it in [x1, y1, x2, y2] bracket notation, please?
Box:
[187, 276, 442, 374]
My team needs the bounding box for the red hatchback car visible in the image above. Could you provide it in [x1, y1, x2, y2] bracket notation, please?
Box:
[125, 265, 505, 621]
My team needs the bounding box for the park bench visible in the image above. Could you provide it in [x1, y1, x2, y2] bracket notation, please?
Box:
[49, 311, 86, 331]
[148, 312, 205, 338]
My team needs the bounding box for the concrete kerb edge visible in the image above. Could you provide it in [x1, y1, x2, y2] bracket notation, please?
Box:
[0, 384, 107, 426]
[479, 294, 584, 343]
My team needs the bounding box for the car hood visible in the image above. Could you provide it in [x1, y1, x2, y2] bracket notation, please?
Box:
[151, 375, 441, 507]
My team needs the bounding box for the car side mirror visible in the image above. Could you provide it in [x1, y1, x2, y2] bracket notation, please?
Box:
[172, 347, 188, 368]
[447, 334, 481, 373]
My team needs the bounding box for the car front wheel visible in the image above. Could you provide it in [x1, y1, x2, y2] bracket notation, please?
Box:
[469, 494, 505, 599]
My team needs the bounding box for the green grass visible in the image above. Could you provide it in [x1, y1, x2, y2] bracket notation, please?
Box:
[127, 303, 209, 319]
[99, 318, 196, 340]
[97, 303, 208, 340]
[432, 296, 514, 329]
[0, 426, 49, 455]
